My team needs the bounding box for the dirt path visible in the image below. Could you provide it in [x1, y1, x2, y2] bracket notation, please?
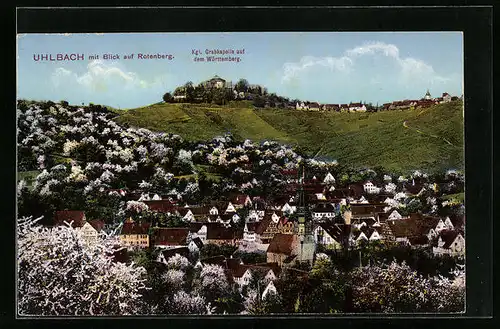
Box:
[403, 120, 455, 147]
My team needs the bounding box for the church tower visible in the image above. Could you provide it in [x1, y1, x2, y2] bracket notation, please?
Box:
[295, 162, 315, 264]
[424, 89, 432, 100]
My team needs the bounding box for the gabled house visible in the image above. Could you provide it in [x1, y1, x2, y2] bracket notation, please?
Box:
[179, 206, 210, 222]
[350, 203, 386, 222]
[442, 92, 452, 103]
[348, 103, 367, 112]
[257, 213, 280, 243]
[308, 102, 321, 111]
[313, 222, 346, 250]
[209, 206, 219, 216]
[266, 234, 299, 266]
[296, 102, 308, 110]
[323, 172, 336, 185]
[243, 222, 259, 242]
[388, 210, 403, 221]
[119, 218, 151, 248]
[81, 219, 105, 245]
[189, 222, 206, 242]
[387, 214, 441, 247]
[281, 202, 296, 215]
[432, 230, 465, 257]
[262, 280, 278, 299]
[225, 202, 237, 214]
[206, 224, 243, 245]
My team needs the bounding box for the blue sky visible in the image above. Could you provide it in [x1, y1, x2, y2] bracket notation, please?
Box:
[17, 32, 463, 109]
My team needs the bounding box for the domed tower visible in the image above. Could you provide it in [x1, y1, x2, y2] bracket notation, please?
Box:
[424, 89, 432, 100]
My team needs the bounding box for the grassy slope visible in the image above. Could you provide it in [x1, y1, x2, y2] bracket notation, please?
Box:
[115, 101, 464, 173]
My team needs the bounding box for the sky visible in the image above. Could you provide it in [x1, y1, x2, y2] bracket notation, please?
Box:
[17, 32, 463, 109]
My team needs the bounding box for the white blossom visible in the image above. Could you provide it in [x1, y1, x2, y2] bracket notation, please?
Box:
[126, 201, 149, 213]
[17, 216, 148, 316]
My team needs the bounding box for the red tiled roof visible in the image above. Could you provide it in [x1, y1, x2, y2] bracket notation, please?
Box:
[121, 221, 151, 235]
[317, 222, 347, 242]
[206, 224, 243, 240]
[439, 230, 461, 249]
[54, 210, 86, 227]
[267, 234, 297, 255]
[88, 219, 105, 232]
[154, 228, 190, 246]
[388, 216, 440, 238]
[144, 200, 179, 213]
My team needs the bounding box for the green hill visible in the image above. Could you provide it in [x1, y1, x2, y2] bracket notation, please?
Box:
[115, 101, 464, 173]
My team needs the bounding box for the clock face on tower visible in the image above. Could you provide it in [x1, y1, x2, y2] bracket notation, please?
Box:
[299, 216, 305, 223]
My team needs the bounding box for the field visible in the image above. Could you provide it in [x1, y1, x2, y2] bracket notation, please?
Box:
[115, 101, 464, 173]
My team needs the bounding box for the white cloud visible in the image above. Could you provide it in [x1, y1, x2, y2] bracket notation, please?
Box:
[282, 55, 352, 82]
[281, 41, 450, 85]
[49, 60, 174, 108]
[52, 60, 152, 92]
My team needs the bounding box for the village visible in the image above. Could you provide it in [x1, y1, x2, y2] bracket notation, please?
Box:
[50, 165, 465, 302]
[16, 93, 465, 315]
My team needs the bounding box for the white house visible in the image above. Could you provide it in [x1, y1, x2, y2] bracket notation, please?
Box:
[243, 223, 257, 242]
[433, 231, 465, 257]
[388, 210, 403, 221]
[80, 220, 104, 246]
[363, 181, 380, 194]
[442, 92, 452, 103]
[369, 230, 382, 241]
[225, 202, 236, 214]
[209, 206, 219, 216]
[152, 194, 162, 200]
[348, 103, 367, 112]
[262, 281, 278, 300]
[323, 172, 336, 185]
[281, 202, 296, 215]
[355, 231, 369, 244]
[296, 102, 308, 110]
[183, 209, 195, 222]
[434, 219, 447, 233]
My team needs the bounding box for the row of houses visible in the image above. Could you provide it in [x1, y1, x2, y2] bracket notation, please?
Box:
[295, 102, 367, 112]
[381, 91, 461, 111]
[293, 90, 461, 113]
